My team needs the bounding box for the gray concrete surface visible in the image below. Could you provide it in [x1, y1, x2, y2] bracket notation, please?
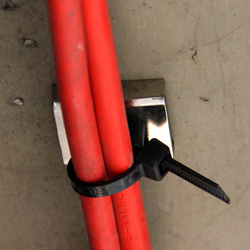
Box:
[0, 0, 249, 249]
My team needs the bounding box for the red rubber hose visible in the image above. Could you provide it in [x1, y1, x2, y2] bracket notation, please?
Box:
[47, 1, 120, 249]
[81, 1, 152, 249]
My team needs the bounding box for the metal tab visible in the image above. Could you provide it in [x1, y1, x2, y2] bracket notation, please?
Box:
[122, 79, 173, 157]
[53, 79, 173, 164]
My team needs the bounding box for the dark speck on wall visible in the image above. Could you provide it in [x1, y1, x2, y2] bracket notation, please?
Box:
[21, 38, 37, 48]
[1, 0, 19, 11]
[199, 97, 209, 102]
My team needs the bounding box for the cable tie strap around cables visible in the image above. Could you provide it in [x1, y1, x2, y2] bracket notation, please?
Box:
[67, 139, 230, 204]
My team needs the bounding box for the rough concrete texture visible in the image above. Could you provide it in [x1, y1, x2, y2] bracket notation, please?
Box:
[0, 0, 249, 249]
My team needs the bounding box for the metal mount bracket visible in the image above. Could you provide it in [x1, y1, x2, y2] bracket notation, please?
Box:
[53, 79, 173, 164]
[52, 79, 230, 204]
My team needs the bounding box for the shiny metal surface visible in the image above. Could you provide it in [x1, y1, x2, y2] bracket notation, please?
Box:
[53, 79, 173, 164]
[52, 85, 71, 165]
[123, 79, 173, 157]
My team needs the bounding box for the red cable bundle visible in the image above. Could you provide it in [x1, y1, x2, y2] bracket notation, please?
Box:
[81, 1, 151, 249]
[48, 0, 151, 249]
[48, 1, 120, 249]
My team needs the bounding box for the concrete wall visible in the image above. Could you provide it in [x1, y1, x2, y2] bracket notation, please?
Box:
[1, 0, 249, 249]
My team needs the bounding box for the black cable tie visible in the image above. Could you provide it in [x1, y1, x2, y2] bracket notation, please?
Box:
[67, 139, 230, 204]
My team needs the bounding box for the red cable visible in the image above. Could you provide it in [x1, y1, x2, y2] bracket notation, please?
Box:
[81, 1, 152, 249]
[47, 1, 120, 249]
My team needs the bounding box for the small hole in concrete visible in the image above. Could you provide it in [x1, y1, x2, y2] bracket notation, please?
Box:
[199, 97, 209, 102]
[22, 38, 37, 48]
[13, 97, 24, 106]
[2, 0, 18, 11]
